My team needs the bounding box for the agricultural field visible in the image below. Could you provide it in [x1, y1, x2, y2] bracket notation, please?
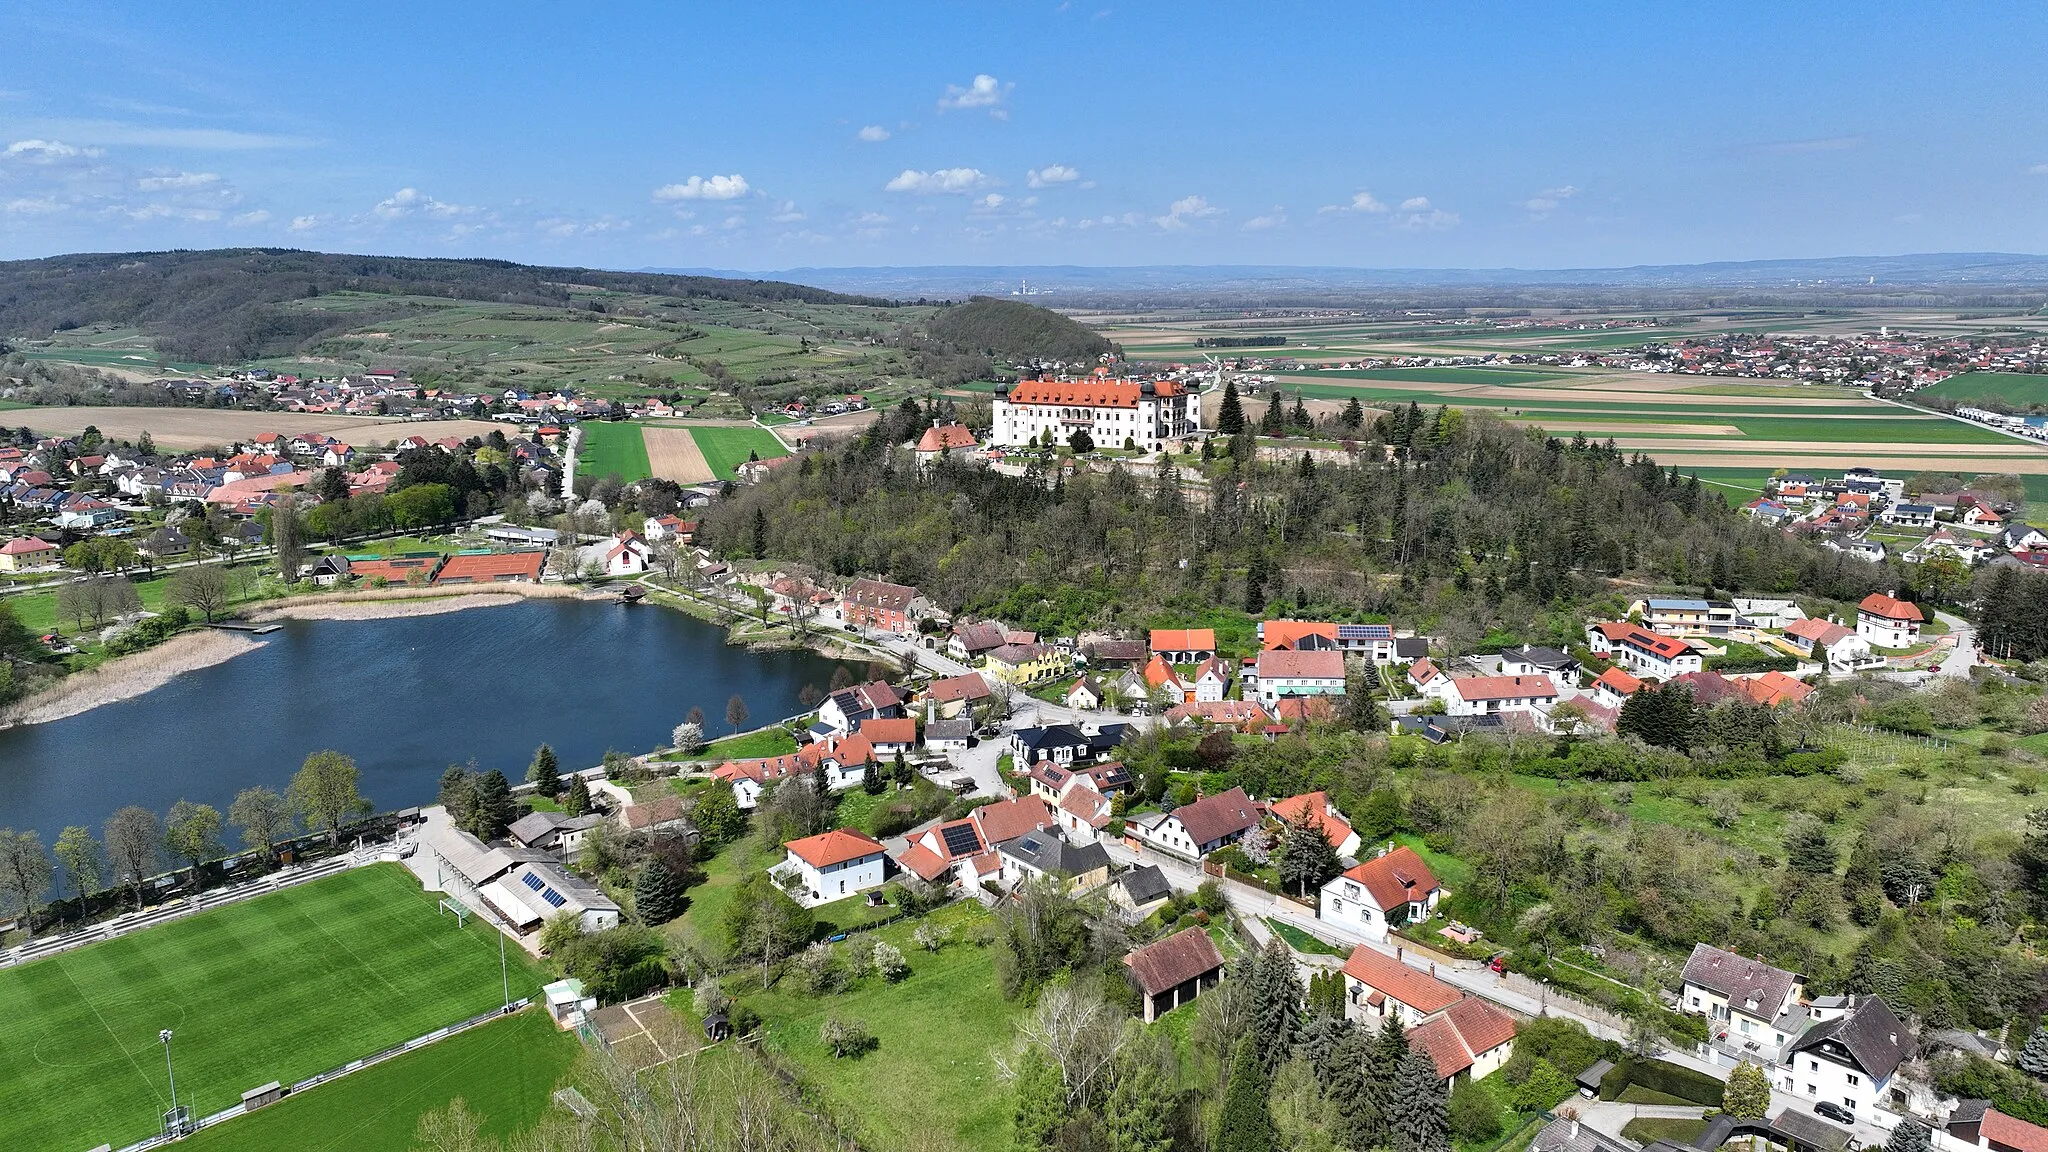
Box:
[176, 1008, 577, 1152]
[0, 864, 546, 1150]
[642, 426, 713, 483]
[1920, 371, 2048, 409]
[0, 406, 503, 451]
[687, 425, 788, 481]
[577, 420, 653, 484]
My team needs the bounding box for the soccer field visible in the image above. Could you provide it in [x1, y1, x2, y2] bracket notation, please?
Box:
[688, 425, 786, 481]
[0, 864, 546, 1150]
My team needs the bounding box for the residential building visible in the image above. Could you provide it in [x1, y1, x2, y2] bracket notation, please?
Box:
[1340, 944, 1462, 1028]
[1409, 996, 1519, 1086]
[712, 733, 877, 808]
[591, 531, 651, 577]
[1589, 666, 1643, 710]
[1011, 722, 1127, 765]
[1587, 622, 1705, 679]
[923, 718, 973, 758]
[1497, 644, 1582, 690]
[1786, 617, 1880, 672]
[892, 795, 1055, 887]
[778, 828, 888, 906]
[817, 680, 905, 735]
[1267, 791, 1361, 857]
[1884, 503, 1936, 528]
[0, 536, 59, 571]
[1681, 943, 1806, 1066]
[618, 794, 700, 839]
[1124, 926, 1225, 1022]
[996, 829, 1111, 892]
[921, 671, 992, 718]
[1320, 846, 1442, 941]
[1947, 1102, 2048, 1152]
[1443, 675, 1557, 717]
[858, 717, 917, 756]
[1858, 592, 1924, 649]
[982, 641, 1066, 685]
[1064, 677, 1106, 711]
[948, 620, 1009, 662]
[991, 374, 1200, 453]
[1129, 786, 1258, 860]
[1192, 656, 1232, 703]
[1778, 996, 1913, 1121]
[843, 578, 919, 634]
[506, 810, 605, 857]
[914, 422, 979, 468]
[1247, 648, 1347, 708]
[1108, 865, 1174, 920]
[1149, 627, 1217, 663]
[1733, 598, 1808, 630]
[1628, 598, 1743, 636]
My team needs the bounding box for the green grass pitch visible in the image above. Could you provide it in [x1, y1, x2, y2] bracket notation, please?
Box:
[688, 425, 787, 481]
[0, 864, 546, 1150]
[1920, 371, 2048, 408]
[176, 1008, 577, 1152]
[577, 420, 653, 483]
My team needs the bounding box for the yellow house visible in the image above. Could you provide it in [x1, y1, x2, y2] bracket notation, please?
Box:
[0, 536, 61, 572]
[982, 641, 1067, 686]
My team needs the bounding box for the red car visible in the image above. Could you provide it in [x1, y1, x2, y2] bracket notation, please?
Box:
[1489, 955, 1509, 975]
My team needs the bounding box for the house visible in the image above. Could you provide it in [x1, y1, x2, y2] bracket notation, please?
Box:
[843, 578, 919, 634]
[1340, 944, 1462, 1028]
[1260, 620, 1340, 651]
[1247, 648, 1347, 708]
[1857, 592, 1924, 649]
[778, 828, 888, 906]
[1884, 503, 1936, 528]
[643, 515, 695, 543]
[1443, 675, 1557, 718]
[922, 672, 992, 718]
[712, 733, 878, 808]
[1065, 677, 1107, 711]
[1628, 598, 1743, 636]
[1320, 846, 1443, 942]
[1589, 666, 1643, 709]
[1163, 700, 1273, 732]
[305, 555, 352, 587]
[1497, 644, 1582, 690]
[618, 794, 698, 838]
[914, 422, 978, 467]
[1409, 996, 1519, 1086]
[992, 374, 1201, 454]
[893, 795, 1056, 887]
[595, 531, 652, 577]
[1020, 760, 1132, 805]
[997, 829, 1111, 893]
[923, 718, 973, 758]
[817, 680, 906, 735]
[1011, 722, 1127, 765]
[1142, 655, 1191, 703]
[1948, 1103, 2048, 1152]
[948, 620, 1009, 662]
[2000, 525, 2048, 553]
[1055, 785, 1116, 844]
[1733, 598, 1808, 630]
[435, 551, 546, 584]
[1529, 1117, 1637, 1152]
[1907, 529, 1994, 565]
[1083, 638, 1150, 668]
[1406, 658, 1445, 696]
[1108, 865, 1174, 920]
[1737, 670, 1813, 708]
[1192, 657, 1232, 703]
[982, 641, 1065, 685]
[1124, 926, 1225, 1022]
[1681, 943, 1806, 1066]
[0, 536, 60, 572]
[1130, 786, 1258, 860]
[506, 810, 605, 856]
[1784, 617, 1878, 672]
[1268, 791, 1361, 858]
[1964, 504, 2006, 529]
[1587, 623, 1704, 679]
[1149, 628, 1216, 664]
[480, 860, 621, 933]
[1778, 996, 1913, 1121]
[858, 717, 918, 756]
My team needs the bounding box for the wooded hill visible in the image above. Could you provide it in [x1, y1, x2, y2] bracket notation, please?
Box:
[0, 249, 896, 364]
[922, 296, 1112, 364]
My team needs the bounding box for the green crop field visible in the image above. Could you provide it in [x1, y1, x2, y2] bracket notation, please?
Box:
[578, 420, 653, 484]
[689, 426, 787, 481]
[1921, 372, 2048, 409]
[0, 864, 546, 1150]
[1310, 366, 1571, 385]
[177, 1008, 577, 1152]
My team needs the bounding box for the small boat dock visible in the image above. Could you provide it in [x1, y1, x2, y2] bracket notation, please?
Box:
[208, 621, 283, 635]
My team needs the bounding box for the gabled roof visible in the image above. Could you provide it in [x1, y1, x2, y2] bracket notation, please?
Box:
[952, 621, 1008, 653]
[1979, 1110, 2048, 1152]
[859, 717, 917, 746]
[1739, 670, 1812, 707]
[925, 672, 992, 703]
[1117, 864, 1173, 907]
[1340, 944, 1462, 1014]
[1261, 620, 1338, 650]
[1124, 926, 1224, 996]
[972, 794, 1056, 844]
[1268, 792, 1353, 849]
[1168, 787, 1259, 845]
[1408, 996, 1518, 1080]
[1449, 674, 1557, 702]
[1787, 996, 1912, 1081]
[1338, 846, 1440, 912]
[1256, 649, 1346, 680]
[845, 578, 918, 611]
[1593, 666, 1642, 697]
[999, 830, 1109, 877]
[1859, 593, 1924, 622]
[784, 827, 887, 869]
[1786, 617, 1856, 646]
[1680, 943, 1799, 1016]
[916, 423, 978, 452]
[1149, 627, 1215, 652]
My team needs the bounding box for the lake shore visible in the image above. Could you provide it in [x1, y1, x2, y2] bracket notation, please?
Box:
[0, 629, 262, 728]
[249, 582, 604, 622]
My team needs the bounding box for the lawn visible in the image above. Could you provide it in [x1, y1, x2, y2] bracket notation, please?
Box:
[704, 726, 798, 760]
[1621, 1117, 1710, 1145]
[688, 425, 788, 481]
[1265, 917, 1349, 957]
[176, 1008, 577, 1152]
[0, 864, 547, 1150]
[735, 902, 1017, 1152]
[666, 837, 773, 960]
[578, 420, 653, 484]
[1921, 371, 2048, 409]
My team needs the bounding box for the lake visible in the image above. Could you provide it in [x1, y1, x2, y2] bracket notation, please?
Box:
[0, 599, 864, 845]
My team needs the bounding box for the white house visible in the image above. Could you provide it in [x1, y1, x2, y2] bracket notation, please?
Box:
[777, 827, 888, 906]
[1249, 649, 1347, 709]
[1588, 622, 1705, 679]
[1588, 666, 1643, 710]
[1680, 943, 1805, 1066]
[990, 374, 1201, 453]
[1129, 787, 1258, 860]
[1192, 657, 1232, 704]
[1785, 617, 1879, 672]
[1857, 593, 1924, 649]
[583, 530, 651, 576]
[1777, 997, 1913, 1122]
[1319, 845, 1442, 942]
[1340, 943, 1461, 1029]
[1497, 644, 1582, 691]
[1442, 675, 1557, 717]
[1410, 996, 1519, 1086]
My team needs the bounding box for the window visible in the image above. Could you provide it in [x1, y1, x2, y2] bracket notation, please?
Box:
[1846, 1074, 1860, 1087]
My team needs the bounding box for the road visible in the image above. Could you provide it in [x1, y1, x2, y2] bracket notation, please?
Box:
[1932, 609, 1979, 678]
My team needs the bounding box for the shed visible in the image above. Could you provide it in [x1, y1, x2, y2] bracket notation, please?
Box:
[1576, 1058, 1615, 1097]
[241, 1080, 284, 1110]
[704, 1011, 732, 1042]
[1124, 926, 1225, 1022]
[1769, 1109, 1853, 1152]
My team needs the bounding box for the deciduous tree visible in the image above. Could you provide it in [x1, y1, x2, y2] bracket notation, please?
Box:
[53, 825, 103, 903]
[0, 828, 54, 928]
[228, 786, 293, 863]
[103, 805, 162, 909]
[289, 749, 368, 848]
[164, 800, 223, 883]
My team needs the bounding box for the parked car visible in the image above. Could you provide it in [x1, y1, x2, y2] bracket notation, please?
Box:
[1814, 1103, 1855, 1126]
[1488, 954, 1509, 975]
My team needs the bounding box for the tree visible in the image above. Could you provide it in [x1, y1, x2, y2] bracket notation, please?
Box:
[671, 721, 705, 755]
[103, 805, 162, 910]
[1784, 816, 1837, 876]
[1449, 1078, 1503, 1143]
[412, 1097, 489, 1152]
[564, 774, 593, 817]
[0, 829, 53, 929]
[1260, 390, 1285, 437]
[1216, 1037, 1277, 1152]
[820, 1015, 875, 1058]
[691, 780, 747, 845]
[163, 800, 224, 883]
[467, 770, 516, 839]
[1391, 1045, 1451, 1152]
[1217, 378, 1246, 435]
[53, 825, 103, 903]
[726, 693, 750, 734]
[1278, 814, 1341, 897]
[1013, 1045, 1069, 1151]
[2019, 1027, 2048, 1079]
[1341, 396, 1365, 429]
[1015, 979, 1130, 1111]
[1725, 1060, 1772, 1119]
[288, 750, 368, 848]
[723, 872, 814, 985]
[1887, 1121, 1933, 1152]
[634, 861, 684, 924]
[270, 493, 307, 581]
[166, 563, 232, 623]
[527, 744, 562, 797]
[228, 786, 293, 863]
[1249, 938, 1303, 1072]
[1104, 1039, 1177, 1152]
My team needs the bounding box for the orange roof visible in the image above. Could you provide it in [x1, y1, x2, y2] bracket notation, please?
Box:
[347, 555, 444, 582]
[1409, 997, 1518, 1080]
[1142, 655, 1185, 689]
[1981, 1110, 2048, 1152]
[1739, 670, 1812, 708]
[1268, 792, 1352, 848]
[1005, 377, 1186, 409]
[894, 842, 953, 881]
[1859, 593, 1924, 622]
[1261, 620, 1338, 650]
[1599, 622, 1692, 660]
[1593, 667, 1642, 697]
[1340, 846, 1440, 914]
[1786, 617, 1854, 646]
[1340, 944, 1461, 1014]
[784, 827, 885, 868]
[434, 551, 544, 583]
[1449, 674, 1557, 702]
[1256, 649, 1345, 680]
[924, 672, 991, 703]
[859, 718, 917, 746]
[916, 423, 978, 452]
[1149, 628, 1216, 652]
[971, 795, 1056, 844]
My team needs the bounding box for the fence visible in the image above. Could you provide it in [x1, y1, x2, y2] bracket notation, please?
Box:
[104, 1000, 533, 1152]
[1824, 723, 1955, 764]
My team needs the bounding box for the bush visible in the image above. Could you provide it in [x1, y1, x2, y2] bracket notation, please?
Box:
[1509, 1059, 1577, 1112]
[821, 1015, 875, 1058]
[1450, 1078, 1504, 1143]
[1600, 1058, 1724, 1106]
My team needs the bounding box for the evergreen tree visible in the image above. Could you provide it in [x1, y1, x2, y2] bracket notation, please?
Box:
[1364, 1017, 1411, 1150]
[1249, 938, 1303, 1072]
[750, 507, 768, 558]
[470, 770, 517, 838]
[437, 765, 476, 827]
[1294, 1006, 1352, 1081]
[1278, 815, 1341, 897]
[1216, 1037, 1276, 1152]
[527, 743, 562, 797]
[1886, 1121, 1932, 1152]
[1326, 1025, 1381, 1151]
[1261, 391, 1285, 436]
[1217, 379, 1245, 434]
[1103, 1043, 1176, 1152]
[1391, 1045, 1450, 1152]
[564, 774, 592, 817]
[2019, 1025, 2048, 1079]
[1341, 396, 1365, 429]
[1289, 394, 1312, 430]
[862, 761, 886, 794]
[1013, 1047, 1068, 1150]
[634, 861, 683, 924]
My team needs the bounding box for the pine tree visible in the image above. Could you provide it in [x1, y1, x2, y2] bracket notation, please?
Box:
[470, 770, 517, 838]
[1261, 391, 1285, 436]
[750, 507, 767, 558]
[564, 774, 592, 817]
[527, 744, 562, 797]
[1294, 1007, 1352, 1080]
[634, 861, 683, 924]
[1327, 1025, 1381, 1150]
[1363, 1017, 1411, 1150]
[1249, 939, 1303, 1072]
[1341, 397, 1365, 429]
[1215, 1037, 1276, 1152]
[1103, 1044, 1175, 1152]
[2019, 1025, 2048, 1079]
[1278, 815, 1340, 897]
[1886, 1121, 1932, 1152]
[1391, 1045, 1450, 1152]
[1217, 379, 1245, 434]
[1289, 394, 1312, 430]
[1013, 1047, 1068, 1150]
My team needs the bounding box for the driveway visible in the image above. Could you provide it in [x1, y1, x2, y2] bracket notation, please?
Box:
[1932, 609, 1979, 678]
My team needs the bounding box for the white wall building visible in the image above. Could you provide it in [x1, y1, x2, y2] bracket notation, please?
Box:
[990, 375, 1200, 452]
[777, 828, 888, 906]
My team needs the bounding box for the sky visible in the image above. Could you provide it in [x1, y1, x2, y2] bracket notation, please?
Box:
[1, 1, 2045, 273]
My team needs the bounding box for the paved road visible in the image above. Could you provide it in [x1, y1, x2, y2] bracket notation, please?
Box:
[1933, 609, 1979, 678]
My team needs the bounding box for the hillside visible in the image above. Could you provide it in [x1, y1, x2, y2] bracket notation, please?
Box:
[923, 296, 1112, 363]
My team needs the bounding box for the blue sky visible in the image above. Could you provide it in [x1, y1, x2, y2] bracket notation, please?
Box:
[1, 1, 2045, 271]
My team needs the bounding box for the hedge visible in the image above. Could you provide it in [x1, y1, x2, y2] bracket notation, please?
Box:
[1598, 1057, 1725, 1107]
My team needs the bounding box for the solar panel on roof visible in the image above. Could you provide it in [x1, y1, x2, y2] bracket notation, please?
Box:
[940, 824, 982, 857]
[522, 872, 545, 891]
[541, 888, 566, 908]
[1018, 837, 1041, 853]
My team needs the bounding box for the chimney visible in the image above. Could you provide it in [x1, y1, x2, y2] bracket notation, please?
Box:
[1570, 1120, 1581, 1140]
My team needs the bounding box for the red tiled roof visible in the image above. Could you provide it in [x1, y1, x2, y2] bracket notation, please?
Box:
[894, 842, 952, 881]
[1149, 628, 1216, 652]
[1593, 667, 1642, 696]
[1786, 617, 1855, 646]
[1256, 649, 1345, 680]
[1859, 593, 1924, 622]
[916, 423, 978, 452]
[0, 536, 57, 556]
[785, 827, 886, 868]
[845, 578, 917, 612]
[1007, 377, 1186, 409]
[1169, 787, 1259, 845]
[1123, 926, 1224, 996]
[1981, 1110, 2048, 1152]
[1409, 997, 1518, 1080]
[925, 672, 992, 703]
[971, 795, 1056, 844]
[1262, 620, 1338, 650]
[1341, 945, 1461, 1014]
[1268, 792, 1352, 848]
[1339, 846, 1440, 913]
[859, 718, 917, 746]
[1450, 674, 1557, 702]
[1739, 670, 1812, 707]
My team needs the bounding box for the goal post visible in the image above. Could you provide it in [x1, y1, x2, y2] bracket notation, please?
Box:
[438, 897, 470, 926]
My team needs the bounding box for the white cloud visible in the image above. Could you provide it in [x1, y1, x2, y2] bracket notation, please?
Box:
[857, 125, 891, 142]
[136, 171, 220, 191]
[121, 203, 222, 222]
[372, 187, 473, 219]
[769, 200, 805, 223]
[1398, 197, 1430, 212]
[3, 196, 62, 214]
[722, 214, 745, 230]
[652, 174, 751, 201]
[2030, 163, 2048, 176]
[1394, 197, 1460, 230]
[884, 167, 991, 194]
[4, 139, 103, 160]
[232, 209, 271, 225]
[1027, 164, 1080, 188]
[1154, 195, 1222, 231]
[1522, 185, 1578, 214]
[1242, 208, 1287, 231]
[22, 122, 307, 150]
[289, 214, 318, 232]
[855, 212, 890, 225]
[976, 193, 1006, 210]
[1319, 190, 1388, 215]
[938, 74, 1010, 114]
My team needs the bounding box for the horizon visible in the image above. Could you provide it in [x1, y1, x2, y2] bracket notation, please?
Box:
[4, 2, 2047, 269]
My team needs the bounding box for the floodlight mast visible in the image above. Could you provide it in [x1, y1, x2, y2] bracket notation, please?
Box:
[160, 1029, 181, 1131]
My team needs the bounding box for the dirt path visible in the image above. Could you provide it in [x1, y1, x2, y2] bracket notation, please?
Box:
[642, 426, 715, 483]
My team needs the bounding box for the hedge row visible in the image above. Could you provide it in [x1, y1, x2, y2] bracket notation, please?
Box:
[1598, 1057, 1726, 1106]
